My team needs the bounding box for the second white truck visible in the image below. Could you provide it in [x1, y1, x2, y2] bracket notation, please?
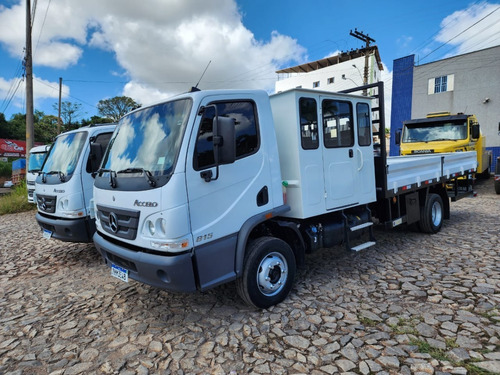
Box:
[92, 83, 476, 308]
[27, 144, 50, 203]
[35, 123, 116, 242]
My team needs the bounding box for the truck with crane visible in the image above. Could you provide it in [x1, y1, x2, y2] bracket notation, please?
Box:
[91, 82, 477, 308]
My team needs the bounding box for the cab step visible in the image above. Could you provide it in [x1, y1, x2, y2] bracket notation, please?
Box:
[350, 222, 374, 232]
[342, 206, 376, 252]
[351, 241, 376, 252]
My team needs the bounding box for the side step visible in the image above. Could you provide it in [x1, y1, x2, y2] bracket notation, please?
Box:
[351, 241, 376, 252]
[343, 207, 376, 252]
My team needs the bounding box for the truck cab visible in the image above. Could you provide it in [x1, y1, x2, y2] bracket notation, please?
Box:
[399, 112, 491, 176]
[35, 124, 116, 242]
[92, 88, 376, 307]
[27, 144, 49, 203]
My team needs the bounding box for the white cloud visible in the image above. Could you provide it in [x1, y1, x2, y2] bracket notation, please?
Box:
[435, 2, 500, 56]
[0, 0, 307, 105]
[0, 75, 69, 115]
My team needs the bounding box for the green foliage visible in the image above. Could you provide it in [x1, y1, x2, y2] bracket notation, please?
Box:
[52, 101, 84, 128]
[97, 96, 141, 122]
[0, 161, 12, 177]
[80, 115, 115, 127]
[0, 180, 35, 215]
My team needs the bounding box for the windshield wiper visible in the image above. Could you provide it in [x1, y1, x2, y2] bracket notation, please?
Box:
[97, 168, 117, 188]
[41, 170, 66, 183]
[117, 168, 157, 187]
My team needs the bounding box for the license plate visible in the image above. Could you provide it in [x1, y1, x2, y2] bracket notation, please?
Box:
[111, 264, 128, 282]
[42, 229, 52, 239]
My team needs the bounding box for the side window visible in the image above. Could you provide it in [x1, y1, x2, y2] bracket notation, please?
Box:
[194, 101, 259, 170]
[86, 132, 113, 173]
[322, 99, 353, 148]
[299, 97, 319, 150]
[357, 103, 371, 146]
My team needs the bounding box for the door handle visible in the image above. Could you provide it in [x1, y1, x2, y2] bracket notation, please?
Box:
[349, 149, 354, 158]
[357, 148, 364, 171]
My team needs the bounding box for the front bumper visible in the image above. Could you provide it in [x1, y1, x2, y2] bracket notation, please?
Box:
[93, 231, 197, 292]
[36, 212, 95, 243]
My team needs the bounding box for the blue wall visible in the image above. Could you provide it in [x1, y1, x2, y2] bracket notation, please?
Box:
[390, 55, 415, 156]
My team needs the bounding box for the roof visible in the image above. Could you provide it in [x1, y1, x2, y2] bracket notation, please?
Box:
[276, 46, 383, 74]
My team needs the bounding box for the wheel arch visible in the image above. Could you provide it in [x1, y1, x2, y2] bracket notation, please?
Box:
[234, 205, 305, 277]
[420, 184, 450, 220]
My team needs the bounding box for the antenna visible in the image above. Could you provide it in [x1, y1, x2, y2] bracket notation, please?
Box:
[193, 60, 212, 91]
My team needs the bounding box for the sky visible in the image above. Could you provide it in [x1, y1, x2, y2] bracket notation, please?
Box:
[0, 0, 499, 124]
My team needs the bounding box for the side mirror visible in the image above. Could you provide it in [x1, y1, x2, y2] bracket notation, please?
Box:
[89, 143, 103, 174]
[395, 130, 401, 145]
[215, 116, 236, 165]
[471, 123, 480, 140]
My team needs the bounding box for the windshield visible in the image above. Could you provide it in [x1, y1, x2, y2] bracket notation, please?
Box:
[102, 98, 192, 176]
[402, 120, 467, 143]
[28, 152, 47, 172]
[42, 132, 87, 177]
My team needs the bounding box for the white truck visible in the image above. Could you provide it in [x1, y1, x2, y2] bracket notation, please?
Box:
[35, 124, 116, 242]
[27, 144, 50, 203]
[92, 83, 476, 308]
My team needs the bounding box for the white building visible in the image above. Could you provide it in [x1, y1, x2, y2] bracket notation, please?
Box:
[275, 46, 383, 94]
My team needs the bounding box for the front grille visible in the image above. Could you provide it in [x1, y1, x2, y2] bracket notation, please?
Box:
[97, 204, 140, 240]
[36, 194, 56, 213]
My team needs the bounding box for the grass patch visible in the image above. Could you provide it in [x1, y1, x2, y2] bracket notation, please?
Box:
[358, 316, 379, 327]
[0, 180, 36, 215]
[389, 317, 418, 335]
[465, 363, 498, 375]
[410, 339, 449, 361]
[445, 338, 459, 348]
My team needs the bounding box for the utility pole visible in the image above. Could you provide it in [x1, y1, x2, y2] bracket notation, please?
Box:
[25, 0, 34, 170]
[58, 77, 62, 134]
[349, 29, 375, 95]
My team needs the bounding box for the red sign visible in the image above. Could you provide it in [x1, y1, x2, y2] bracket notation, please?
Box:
[0, 139, 27, 157]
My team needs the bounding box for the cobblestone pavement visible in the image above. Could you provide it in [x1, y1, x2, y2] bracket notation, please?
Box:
[1, 179, 499, 375]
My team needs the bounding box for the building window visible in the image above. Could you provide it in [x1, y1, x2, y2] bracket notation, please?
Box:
[429, 74, 454, 95]
[327, 77, 334, 85]
[434, 76, 447, 93]
[313, 81, 320, 88]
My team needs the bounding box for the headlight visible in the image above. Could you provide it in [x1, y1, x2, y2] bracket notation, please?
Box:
[60, 198, 69, 210]
[158, 218, 167, 236]
[147, 220, 156, 236]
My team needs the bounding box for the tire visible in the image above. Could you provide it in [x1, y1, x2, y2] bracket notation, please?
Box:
[236, 237, 296, 309]
[495, 179, 500, 194]
[418, 193, 444, 234]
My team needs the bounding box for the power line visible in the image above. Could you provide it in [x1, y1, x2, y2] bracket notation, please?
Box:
[418, 5, 500, 64]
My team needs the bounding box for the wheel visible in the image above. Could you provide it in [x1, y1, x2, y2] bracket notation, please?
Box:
[418, 193, 444, 234]
[236, 237, 296, 309]
[495, 179, 500, 194]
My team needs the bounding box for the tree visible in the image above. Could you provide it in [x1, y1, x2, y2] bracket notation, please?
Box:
[34, 111, 59, 144]
[97, 96, 140, 122]
[52, 101, 84, 130]
[80, 115, 115, 127]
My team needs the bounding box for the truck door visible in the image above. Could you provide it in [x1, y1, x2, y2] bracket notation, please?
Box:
[355, 102, 376, 204]
[82, 131, 113, 214]
[321, 98, 358, 210]
[185, 98, 271, 288]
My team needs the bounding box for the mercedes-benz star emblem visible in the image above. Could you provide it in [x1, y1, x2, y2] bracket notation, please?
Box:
[109, 212, 119, 233]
